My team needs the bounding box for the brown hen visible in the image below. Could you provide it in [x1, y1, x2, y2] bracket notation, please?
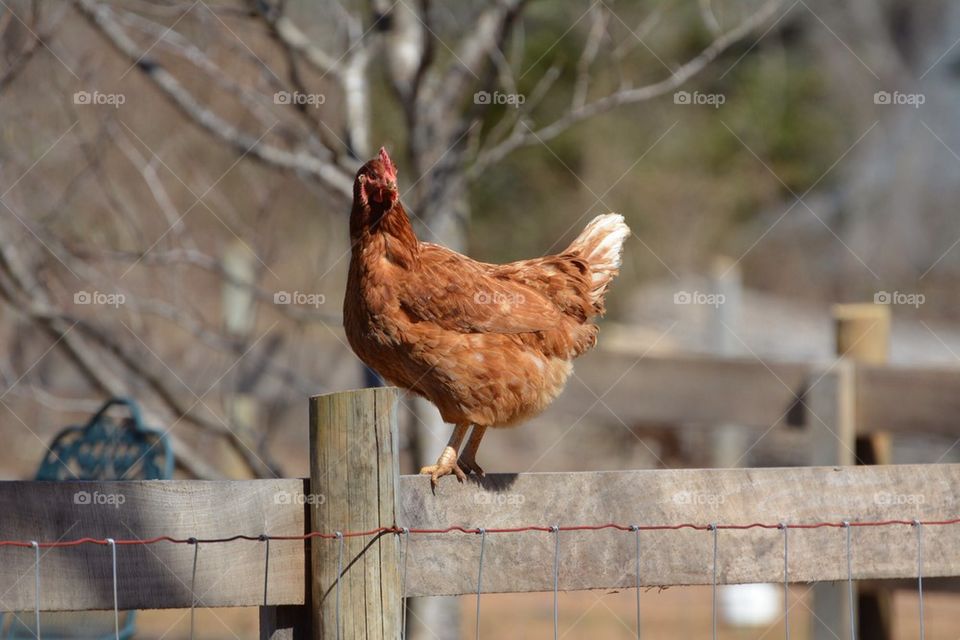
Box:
[344, 148, 630, 485]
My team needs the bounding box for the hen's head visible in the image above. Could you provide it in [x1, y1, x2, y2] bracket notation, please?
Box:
[354, 147, 399, 210]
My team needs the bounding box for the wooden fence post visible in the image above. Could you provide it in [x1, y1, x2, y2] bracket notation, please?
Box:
[708, 256, 750, 467]
[834, 303, 892, 464]
[309, 388, 403, 640]
[807, 359, 856, 640]
[808, 303, 892, 640]
[834, 303, 893, 640]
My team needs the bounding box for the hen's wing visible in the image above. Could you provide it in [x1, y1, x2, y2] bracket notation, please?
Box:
[488, 254, 594, 322]
[398, 243, 590, 334]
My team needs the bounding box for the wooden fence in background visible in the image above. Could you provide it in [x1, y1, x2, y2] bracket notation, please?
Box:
[556, 346, 960, 443]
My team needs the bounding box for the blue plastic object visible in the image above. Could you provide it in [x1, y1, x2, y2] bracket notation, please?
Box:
[3, 397, 173, 639]
[35, 397, 173, 482]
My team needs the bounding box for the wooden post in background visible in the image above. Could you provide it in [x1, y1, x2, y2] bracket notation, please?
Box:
[835, 303, 893, 640]
[708, 258, 780, 626]
[708, 256, 750, 467]
[309, 388, 402, 640]
[834, 303, 891, 363]
[808, 303, 892, 640]
[221, 240, 261, 477]
[806, 359, 856, 640]
[834, 303, 892, 465]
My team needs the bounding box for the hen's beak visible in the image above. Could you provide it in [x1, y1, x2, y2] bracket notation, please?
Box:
[371, 182, 398, 204]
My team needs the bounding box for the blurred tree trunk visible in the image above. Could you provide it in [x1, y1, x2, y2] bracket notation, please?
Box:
[783, 2, 960, 299]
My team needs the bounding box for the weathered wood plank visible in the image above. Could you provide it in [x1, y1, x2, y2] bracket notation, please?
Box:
[309, 388, 401, 640]
[554, 351, 960, 439]
[1, 464, 958, 610]
[858, 365, 960, 437]
[0, 479, 307, 612]
[551, 351, 810, 429]
[397, 464, 960, 596]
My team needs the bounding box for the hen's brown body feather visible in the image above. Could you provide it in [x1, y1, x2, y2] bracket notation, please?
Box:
[344, 156, 628, 430]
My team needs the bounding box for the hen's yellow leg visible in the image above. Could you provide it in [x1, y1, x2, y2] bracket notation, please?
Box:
[459, 425, 487, 477]
[420, 423, 469, 486]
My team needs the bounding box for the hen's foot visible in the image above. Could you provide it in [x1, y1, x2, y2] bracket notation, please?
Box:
[460, 425, 487, 478]
[419, 446, 466, 487]
[459, 454, 485, 478]
[419, 462, 466, 486]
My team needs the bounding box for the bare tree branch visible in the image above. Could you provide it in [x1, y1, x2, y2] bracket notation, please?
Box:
[74, 0, 355, 199]
[472, 0, 785, 176]
[0, 219, 279, 478]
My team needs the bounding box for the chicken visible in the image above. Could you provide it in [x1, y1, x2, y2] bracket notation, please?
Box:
[344, 148, 630, 485]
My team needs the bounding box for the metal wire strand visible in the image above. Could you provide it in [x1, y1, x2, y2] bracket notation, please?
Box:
[630, 525, 641, 640]
[843, 522, 855, 640]
[189, 538, 199, 640]
[260, 534, 270, 607]
[551, 524, 560, 640]
[779, 523, 789, 640]
[335, 532, 344, 640]
[913, 520, 925, 640]
[709, 524, 718, 640]
[30, 541, 41, 640]
[106, 538, 119, 640]
[400, 528, 410, 640]
[475, 528, 486, 640]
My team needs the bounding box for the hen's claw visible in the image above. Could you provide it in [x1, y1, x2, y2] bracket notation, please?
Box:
[420, 444, 467, 486]
[420, 461, 466, 486]
[459, 455, 485, 478]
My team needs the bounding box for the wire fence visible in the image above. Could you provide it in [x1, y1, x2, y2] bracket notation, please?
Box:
[3, 516, 957, 640]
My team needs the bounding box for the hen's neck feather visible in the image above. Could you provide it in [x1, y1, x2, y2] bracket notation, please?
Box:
[353, 200, 419, 269]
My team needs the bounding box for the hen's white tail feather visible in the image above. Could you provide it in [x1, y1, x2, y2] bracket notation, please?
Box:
[566, 213, 630, 308]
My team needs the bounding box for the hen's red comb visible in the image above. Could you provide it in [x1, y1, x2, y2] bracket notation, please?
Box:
[378, 147, 397, 178]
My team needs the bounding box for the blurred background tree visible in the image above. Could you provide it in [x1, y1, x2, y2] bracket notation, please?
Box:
[0, 0, 790, 478]
[2, 0, 959, 476]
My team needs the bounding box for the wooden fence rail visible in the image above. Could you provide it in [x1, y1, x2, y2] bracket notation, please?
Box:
[2, 385, 960, 638]
[552, 349, 960, 437]
[0, 465, 957, 608]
